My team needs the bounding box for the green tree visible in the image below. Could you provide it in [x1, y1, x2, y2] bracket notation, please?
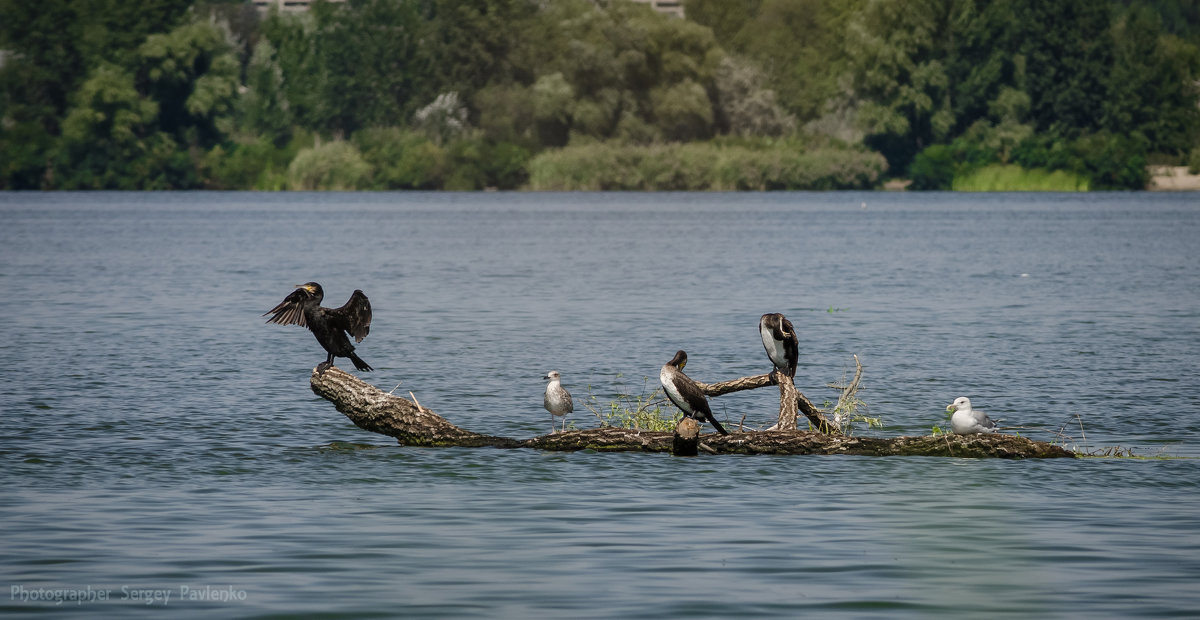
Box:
[1104, 7, 1200, 156]
[287, 140, 371, 189]
[353, 127, 445, 189]
[261, 0, 431, 138]
[684, 0, 759, 43]
[472, 83, 537, 148]
[1012, 0, 1114, 137]
[57, 64, 188, 188]
[688, 0, 865, 124]
[0, 0, 191, 187]
[240, 39, 293, 146]
[712, 56, 796, 137]
[137, 20, 240, 149]
[846, 0, 968, 172]
[507, 0, 725, 144]
[52, 17, 239, 188]
[425, 0, 534, 97]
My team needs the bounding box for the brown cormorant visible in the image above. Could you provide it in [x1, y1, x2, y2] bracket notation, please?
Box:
[759, 313, 798, 379]
[264, 282, 373, 373]
[659, 350, 729, 435]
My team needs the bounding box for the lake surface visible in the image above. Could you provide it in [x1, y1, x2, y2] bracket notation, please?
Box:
[1, 191, 1198, 618]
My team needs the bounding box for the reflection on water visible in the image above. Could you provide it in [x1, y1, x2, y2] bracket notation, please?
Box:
[1, 192, 1198, 617]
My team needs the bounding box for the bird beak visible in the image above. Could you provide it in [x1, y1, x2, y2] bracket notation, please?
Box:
[295, 284, 316, 294]
[946, 404, 955, 412]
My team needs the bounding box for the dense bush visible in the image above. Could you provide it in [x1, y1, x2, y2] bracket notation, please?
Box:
[527, 141, 887, 191]
[912, 130, 1150, 191]
[286, 141, 372, 190]
[354, 128, 445, 190]
[908, 145, 957, 191]
[202, 133, 309, 190]
[1013, 133, 1149, 190]
[908, 137, 1000, 190]
[351, 128, 532, 190]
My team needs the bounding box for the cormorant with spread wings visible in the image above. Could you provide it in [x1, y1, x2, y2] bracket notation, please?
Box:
[264, 282, 373, 373]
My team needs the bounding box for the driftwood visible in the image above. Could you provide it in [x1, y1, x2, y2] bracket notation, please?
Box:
[310, 367, 1075, 458]
[692, 373, 833, 432]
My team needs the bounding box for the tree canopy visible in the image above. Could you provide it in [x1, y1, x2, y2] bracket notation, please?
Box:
[2, 0, 1197, 190]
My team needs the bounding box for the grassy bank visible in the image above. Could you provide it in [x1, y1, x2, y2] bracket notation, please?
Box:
[952, 164, 1090, 191]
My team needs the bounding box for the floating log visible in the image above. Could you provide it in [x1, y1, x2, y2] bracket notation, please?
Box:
[310, 367, 1074, 458]
[309, 366, 518, 448]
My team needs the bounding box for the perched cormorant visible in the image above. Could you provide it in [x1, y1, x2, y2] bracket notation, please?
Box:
[759, 313, 798, 379]
[659, 350, 729, 435]
[264, 282, 373, 373]
[543, 370, 574, 434]
[946, 397, 998, 435]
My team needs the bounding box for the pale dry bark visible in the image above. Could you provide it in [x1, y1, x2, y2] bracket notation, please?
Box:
[694, 373, 835, 432]
[310, 367, 1074, 458]
[309, 367, 517, 447]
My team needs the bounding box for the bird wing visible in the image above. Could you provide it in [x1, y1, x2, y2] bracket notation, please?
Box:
[263, 288, 308, 328]
[780, 316, 798, 377]
[326, 289, 372, 342]
[545, 385, 574, 414]
[675, 373, 713, 418]
[975, 410, 998, 430]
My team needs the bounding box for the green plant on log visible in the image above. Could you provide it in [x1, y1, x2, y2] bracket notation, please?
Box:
[584, 375, 681, 432]
[819, 354, 877, 436]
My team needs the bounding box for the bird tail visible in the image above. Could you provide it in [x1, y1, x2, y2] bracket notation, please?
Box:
[707, 415, 730, 435]
[349, 353, 373, 372]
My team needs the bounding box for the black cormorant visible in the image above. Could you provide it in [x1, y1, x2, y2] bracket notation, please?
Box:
[759, 313, 798, 379]
[659, 350, 729, 435]
[264, 282, 373, 373]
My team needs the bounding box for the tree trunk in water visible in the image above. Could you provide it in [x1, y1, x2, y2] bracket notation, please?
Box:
[309, 366, 519, 448]
[774, 374, 799, 430]
[310, 367, 1074, 458]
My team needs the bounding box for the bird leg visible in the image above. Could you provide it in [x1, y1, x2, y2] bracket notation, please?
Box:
[317, 354, 335, 375]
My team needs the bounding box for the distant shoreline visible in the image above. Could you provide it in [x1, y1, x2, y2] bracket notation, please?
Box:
[1148, 166, 1200, 191]
[2, 166, 1196, 192]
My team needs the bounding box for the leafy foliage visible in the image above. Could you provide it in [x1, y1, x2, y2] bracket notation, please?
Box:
[527, 140, 886, 191]
[583, 377, 680, 432]
[286, 140, 371, 190]
[2, 0, 1196, 189]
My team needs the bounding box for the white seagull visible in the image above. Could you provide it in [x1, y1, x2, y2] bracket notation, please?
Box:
[946, 397, 998, 435]
[543, 371, 573, 434]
